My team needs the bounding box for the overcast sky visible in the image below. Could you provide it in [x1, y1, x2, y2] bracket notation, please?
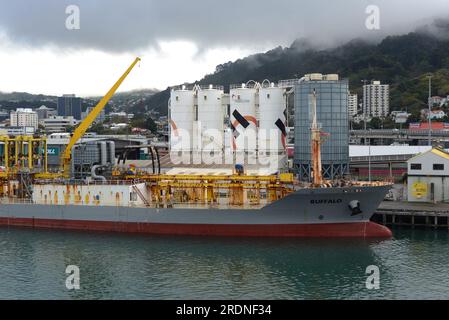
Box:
[0, 0, 448, 96]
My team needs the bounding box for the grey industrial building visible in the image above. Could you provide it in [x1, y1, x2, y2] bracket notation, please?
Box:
[57, 94, 82, 120]
[293, 74, 349, 181]
[45, 134, 153, 171]
[36, 105, 57, 120]
[72, 141, 116, 179]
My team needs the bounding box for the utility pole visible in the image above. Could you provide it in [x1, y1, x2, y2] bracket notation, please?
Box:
[428, 74, 432, 147]
[368, 136, 371, 182]
[361, 80, 369, 145]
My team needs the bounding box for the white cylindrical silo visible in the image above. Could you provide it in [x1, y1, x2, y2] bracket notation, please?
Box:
[258, 84, 286, 154]
[197, 85, 224, 152]
[230, 84, 258, 152]
[170, 87, 195, 152]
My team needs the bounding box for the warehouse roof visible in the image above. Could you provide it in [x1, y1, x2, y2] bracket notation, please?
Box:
[408, 147, 449, 162]
[349, 145, 432, 157]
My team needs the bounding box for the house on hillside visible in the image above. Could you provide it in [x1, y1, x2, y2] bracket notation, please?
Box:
[430, 96, 444, 105]
[421, 108, 446, 120]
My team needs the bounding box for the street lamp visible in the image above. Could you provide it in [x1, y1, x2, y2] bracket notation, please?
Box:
[361, 79, 371, 145]
[368, 129, 372, 182]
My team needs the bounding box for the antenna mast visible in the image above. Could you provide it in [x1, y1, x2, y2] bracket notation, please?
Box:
[311, 89, 323, 186]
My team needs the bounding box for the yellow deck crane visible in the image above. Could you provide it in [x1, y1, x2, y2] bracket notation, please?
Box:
[36, 57, 141, 179]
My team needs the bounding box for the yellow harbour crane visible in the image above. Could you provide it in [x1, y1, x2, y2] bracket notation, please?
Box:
[60, 57, 141, 177]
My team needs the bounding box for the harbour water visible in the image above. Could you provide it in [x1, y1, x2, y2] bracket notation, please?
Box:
[0, 227, 448, 299]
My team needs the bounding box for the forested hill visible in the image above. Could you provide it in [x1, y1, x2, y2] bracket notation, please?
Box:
[140, 30, 449, 117]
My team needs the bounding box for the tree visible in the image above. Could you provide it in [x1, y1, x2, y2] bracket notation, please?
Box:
[37, 124, 45, 133]
[130, 115, 157, 133]
[145, 117, 157, 133]
[65, 125, 75, 133]
[130, 117, 145, 129]
[381, 116, 396, 129]
[407, 110, 421, 124]
[369, 117, 382, 129]
[110, 115, 128, 124]
[350, 121, 364, 130]
[87, 123, 107, 134]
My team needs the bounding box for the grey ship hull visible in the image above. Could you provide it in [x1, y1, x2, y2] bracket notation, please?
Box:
[0, 185, 392, 238]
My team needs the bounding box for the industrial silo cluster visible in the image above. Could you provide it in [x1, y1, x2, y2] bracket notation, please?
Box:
[169, 81, 287, 163]
[168, 73, 351, 180]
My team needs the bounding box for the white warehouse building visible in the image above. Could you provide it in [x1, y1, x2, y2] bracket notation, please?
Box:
[407, 148, 449, 203]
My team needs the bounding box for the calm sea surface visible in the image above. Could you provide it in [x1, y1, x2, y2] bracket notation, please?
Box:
[0, 227, 448, 299]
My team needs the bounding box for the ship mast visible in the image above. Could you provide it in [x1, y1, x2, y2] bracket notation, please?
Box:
[311, 89, 323, 187]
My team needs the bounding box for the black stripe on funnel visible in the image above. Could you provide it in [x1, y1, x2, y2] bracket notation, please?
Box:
[275, 119, 287, 136]
[232, 110, 250, 128]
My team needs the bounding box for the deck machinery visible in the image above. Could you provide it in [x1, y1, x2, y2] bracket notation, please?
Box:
[0, 135, 48, 198]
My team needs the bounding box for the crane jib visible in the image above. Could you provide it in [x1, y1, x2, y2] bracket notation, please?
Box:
[61, 57, 141, 176]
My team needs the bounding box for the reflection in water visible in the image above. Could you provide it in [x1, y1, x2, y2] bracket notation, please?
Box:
[0, 227, 448, 299]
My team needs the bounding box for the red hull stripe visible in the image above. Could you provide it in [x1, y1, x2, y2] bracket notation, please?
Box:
[0, 217, 392, 238]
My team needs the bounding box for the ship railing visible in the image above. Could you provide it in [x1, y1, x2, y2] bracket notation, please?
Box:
[278, 79, 302, 88]
[32, 179, 141, 186]
[230, 82, 259, 89]
[170, 84, 196, 91]
[197, 84, 224, 91]
[0, 197, 268, 210]
[0, 197, 34, 205]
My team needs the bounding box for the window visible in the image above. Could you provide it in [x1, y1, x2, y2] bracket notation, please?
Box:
[410, 163, 421, 170]
[433, 164, 444, 171]
[130, 192, 138, 201]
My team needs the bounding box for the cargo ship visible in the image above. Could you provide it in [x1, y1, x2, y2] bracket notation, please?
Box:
[0, 58, 392, 238]
[0, 181, 391, 238]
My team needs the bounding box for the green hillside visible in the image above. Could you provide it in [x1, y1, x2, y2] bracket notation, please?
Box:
[141, 31, 449, 117]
